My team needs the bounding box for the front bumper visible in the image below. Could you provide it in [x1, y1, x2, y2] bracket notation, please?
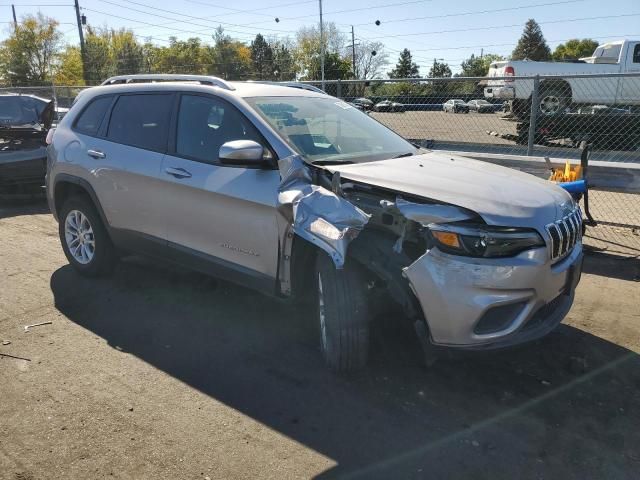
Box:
[484, 85, 515, 100]
[403, 243, 583, 349]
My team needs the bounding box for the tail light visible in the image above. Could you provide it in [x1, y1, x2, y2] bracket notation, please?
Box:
[46, 128, 56, 145]
[504, 66, 515, 82]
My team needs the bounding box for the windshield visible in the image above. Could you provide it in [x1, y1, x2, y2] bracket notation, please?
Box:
[593, 44, 622, 60]
[246, 96, 417, 163]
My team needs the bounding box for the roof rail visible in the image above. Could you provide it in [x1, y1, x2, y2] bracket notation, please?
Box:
[100, 74, 235, 91]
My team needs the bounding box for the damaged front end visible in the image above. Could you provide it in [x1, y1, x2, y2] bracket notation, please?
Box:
[276, 155, 478, 324]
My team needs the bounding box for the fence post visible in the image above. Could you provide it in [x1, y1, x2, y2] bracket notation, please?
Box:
[337, 79, 342, 99]
[527, 75, 540, 156]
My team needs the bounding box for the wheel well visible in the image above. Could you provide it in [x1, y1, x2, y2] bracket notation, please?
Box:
[539, 80, 572, 99]
[54, 181, 92, 216]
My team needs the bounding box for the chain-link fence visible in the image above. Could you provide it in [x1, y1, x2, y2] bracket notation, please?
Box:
[1, 76, 638, 255]
[309, 74, 640, 256]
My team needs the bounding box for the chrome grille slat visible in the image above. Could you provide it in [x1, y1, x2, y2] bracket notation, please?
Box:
[546, 208, 582, 260]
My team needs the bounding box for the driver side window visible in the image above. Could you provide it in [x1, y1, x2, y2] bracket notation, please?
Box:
[176, 94, 267, 164]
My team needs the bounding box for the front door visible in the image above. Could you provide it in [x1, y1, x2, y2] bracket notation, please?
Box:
[159, 93, 281, 283]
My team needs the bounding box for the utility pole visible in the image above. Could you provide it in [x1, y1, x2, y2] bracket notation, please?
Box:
[11, 4, 17, 30]
[480, 48, 484, 58]
[319, 0, 325, 90]
[351, 25, 356, 78]
[74, 0, 88, 84]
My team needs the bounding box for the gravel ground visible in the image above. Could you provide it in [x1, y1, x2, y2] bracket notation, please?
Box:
[1, 199, 640, 480]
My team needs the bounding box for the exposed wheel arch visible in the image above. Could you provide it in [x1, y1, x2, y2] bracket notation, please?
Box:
[52, 175, 111, 235]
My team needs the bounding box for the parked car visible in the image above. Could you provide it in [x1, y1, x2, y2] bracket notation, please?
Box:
[47, 74, 583, 372]
[0, 94, 54, 193]
[443, 99, 469, 113]
[351, 97, 374, 111]
[374, 100, 405, 112]
[484, 39, 640, 118]
[466, 99, 495, 113]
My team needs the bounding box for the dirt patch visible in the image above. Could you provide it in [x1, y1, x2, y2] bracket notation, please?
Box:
[1, 200, 640, 479]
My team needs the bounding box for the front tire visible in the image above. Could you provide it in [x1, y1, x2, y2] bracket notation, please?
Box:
[59, 195, 117, 276]
[316, 253, 370, 372]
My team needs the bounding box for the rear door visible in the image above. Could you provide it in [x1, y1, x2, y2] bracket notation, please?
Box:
[159, 93, 281, 283]
[82, 92, 173, 240]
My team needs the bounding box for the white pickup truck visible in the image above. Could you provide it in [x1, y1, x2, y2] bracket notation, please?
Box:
[484, 40, 640, 117]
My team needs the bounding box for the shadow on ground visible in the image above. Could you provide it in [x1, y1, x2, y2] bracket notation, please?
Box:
[50, 254, 640, 479]
[0, 195, 49, 219]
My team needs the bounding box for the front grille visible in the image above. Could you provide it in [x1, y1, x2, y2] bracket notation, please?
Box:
[546, 207, 582, 260]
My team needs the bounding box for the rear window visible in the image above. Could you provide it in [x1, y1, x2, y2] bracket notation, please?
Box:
[74, 96, 112, 136]
[106, 94, 173, 152]
[0, 96, 46, 126]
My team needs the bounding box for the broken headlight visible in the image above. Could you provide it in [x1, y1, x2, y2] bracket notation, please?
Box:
[428, 223, 544, 258]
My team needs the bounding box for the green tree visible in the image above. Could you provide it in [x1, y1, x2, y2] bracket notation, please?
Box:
[83, 27, 114, 84]
[271, 41, 295, 80]
[53, 45, 84, 85]
[552, 38, 598, 61]
[250, 33, 274, 80]
[150, 36, 209, 75]
[111, 29, 144, 75]
[0, 13, 62, 86]
[512, 19, 551, 61]
[459, 53, 504, 77]
[294, 21, 346, 79]
[429, 60, 451, 78]
[211, 26, 252, 79]
[389, 49, 420, 78]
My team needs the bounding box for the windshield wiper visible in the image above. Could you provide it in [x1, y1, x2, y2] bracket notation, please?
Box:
[311, 160, 355, 166]
[392, 152, 415, 158]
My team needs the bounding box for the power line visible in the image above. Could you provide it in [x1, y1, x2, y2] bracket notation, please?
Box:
[102, 0, 296, 34]
[406, 33, 640, 52]
[351, 0, 585, 26]
[81, 6, 291, 41]
[364, 12, 640, 39]
[183, 0, 316, 19]
[243, 0, 434, 25]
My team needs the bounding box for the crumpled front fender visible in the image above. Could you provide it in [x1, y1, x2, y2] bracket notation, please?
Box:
[277, 155, 370, 268]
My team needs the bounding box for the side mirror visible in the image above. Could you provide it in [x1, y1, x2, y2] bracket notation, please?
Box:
[219, 140, 265, 166]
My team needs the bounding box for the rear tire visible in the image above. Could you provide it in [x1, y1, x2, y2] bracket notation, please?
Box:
[316, 253, 370, 372]
[58, 195, 117, 277]
[538, 85, 571, 116]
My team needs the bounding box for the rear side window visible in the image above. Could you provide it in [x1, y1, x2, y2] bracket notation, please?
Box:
[107, 94, 173, 152]
[74, 96, 112, 136]
[633, 44, 640, 64]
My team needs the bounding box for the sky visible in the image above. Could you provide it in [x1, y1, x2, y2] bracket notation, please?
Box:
[2, 0, 640, 74]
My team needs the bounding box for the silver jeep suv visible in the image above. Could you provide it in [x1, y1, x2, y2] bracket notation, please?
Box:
[46, 74, 583, 371]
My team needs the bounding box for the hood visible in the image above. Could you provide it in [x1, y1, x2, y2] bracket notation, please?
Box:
[325, 152, 573, 232]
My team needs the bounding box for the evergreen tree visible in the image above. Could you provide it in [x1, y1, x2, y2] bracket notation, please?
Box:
[389, 48, 420, 78]
[250, 33, 274, 80]
[511, 19, 551, 61]
[429, 60, 451, 78]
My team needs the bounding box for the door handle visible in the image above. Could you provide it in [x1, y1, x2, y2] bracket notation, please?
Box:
[165, 167, 192, 179]
[87, 149, 106, 159]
